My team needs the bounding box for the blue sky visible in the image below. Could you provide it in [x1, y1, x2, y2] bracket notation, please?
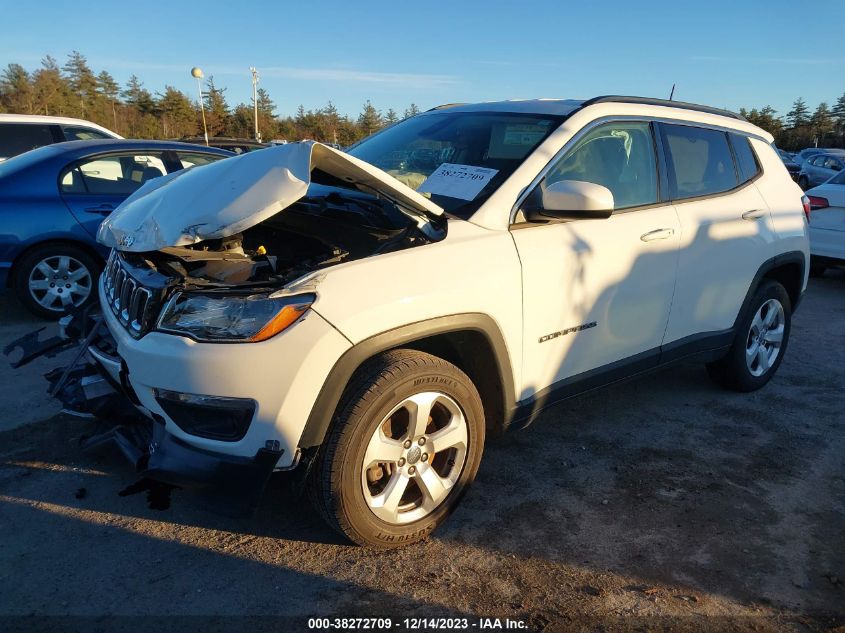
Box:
[2, 0, 843, 120]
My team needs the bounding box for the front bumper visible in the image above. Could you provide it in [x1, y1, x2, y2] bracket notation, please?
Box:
[84, 417, 282, 515]
[5, 308, 283, 514]
[95, 278, 350, 467]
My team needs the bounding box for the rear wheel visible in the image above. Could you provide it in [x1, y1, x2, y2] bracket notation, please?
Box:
[308, 349, 485, 547]
[13, 244, 99, 319]
[706, 280, 791, 392]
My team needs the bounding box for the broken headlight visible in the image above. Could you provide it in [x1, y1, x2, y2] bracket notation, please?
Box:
[157, 292, 315, 342]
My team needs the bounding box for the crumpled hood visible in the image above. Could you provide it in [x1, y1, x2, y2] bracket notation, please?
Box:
[97, 141, 444, 252]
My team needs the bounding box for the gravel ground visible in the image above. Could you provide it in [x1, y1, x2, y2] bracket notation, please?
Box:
[0, 273, 843, 632]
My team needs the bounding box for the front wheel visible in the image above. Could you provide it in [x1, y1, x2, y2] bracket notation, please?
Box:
[706, 280, 791, 392]
[308, 349, 485, 547]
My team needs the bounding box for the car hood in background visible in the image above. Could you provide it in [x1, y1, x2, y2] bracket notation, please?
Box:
[97, 141, 444, 252]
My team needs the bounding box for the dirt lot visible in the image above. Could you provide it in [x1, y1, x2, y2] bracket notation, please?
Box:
[0, 273, 843, 632]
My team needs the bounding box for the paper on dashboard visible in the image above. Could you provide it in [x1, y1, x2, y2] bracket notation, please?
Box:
[417, 163, 498, 201]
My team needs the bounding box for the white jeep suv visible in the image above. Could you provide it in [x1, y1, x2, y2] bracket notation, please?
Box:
[27, 96, 810, 547]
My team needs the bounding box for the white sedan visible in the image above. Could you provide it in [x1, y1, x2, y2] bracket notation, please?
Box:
[806, 170, 845, 276]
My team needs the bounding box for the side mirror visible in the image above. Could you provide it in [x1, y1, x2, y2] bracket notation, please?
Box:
[524, 180, 614, 221]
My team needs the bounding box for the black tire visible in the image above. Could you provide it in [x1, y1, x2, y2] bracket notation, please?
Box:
[12, 243, 100, 319]
[706, 280, 791, 392]
[308, 349, 485, 548]
[798, 175, 809, 190]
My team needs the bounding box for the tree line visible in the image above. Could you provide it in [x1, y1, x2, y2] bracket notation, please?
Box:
[4, 52, 843, 152]
[0, 51, 421, 144]
[740, 95, 845, 151]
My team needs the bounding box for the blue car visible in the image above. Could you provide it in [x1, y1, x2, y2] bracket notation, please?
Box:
[0, 140, 232, 317]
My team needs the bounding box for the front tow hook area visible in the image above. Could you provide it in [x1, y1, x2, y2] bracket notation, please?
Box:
[5, 306, 284, 516]
[4, 306, 134, 419]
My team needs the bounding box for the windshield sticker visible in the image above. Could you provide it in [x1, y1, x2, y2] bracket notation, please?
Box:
[502, 124, 548, 146]
[417, 163, 499, 201]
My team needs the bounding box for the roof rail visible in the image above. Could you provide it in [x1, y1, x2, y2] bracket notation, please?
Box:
[427, 103, 467, 111]
[580, 95, 746, 121]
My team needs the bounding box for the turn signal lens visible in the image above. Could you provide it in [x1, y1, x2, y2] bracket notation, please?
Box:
[250, 300, 312, 342]
[801, 195, 811, 221]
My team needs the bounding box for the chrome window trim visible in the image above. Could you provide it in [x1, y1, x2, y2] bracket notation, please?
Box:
[509, 114, 770, 225]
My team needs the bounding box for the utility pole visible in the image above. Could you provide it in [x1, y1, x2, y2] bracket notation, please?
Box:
[251, 67, 260, 142]
[191, 67, 209, 146]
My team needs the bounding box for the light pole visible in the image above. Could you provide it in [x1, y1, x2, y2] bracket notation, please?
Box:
[191, 66, 209, 146]
[250, 66, 260, 142]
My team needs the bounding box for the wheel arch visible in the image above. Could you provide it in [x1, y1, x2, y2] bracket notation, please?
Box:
[298, 313, 516, 452]
[731, 250, 806, 331]
[760, 253, 805, 311]
[7, 238, 105, 288]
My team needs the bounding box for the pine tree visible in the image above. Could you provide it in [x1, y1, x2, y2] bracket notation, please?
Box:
[385, 108, 399, 124]
[0, 64, 33, 113]
[831, 93, 845, 142]
[32, 56, 65, 116]
[786, 98, 810, 129]
[97, 70, 120, 132]
[832, 93, 845, 125]
[319, 101, 340, 142]
[203, 76, 229, 136]
[157, 86, 197, 138]
[742, 105, 782, 137]
[357, 100, 383, 136]
[62, 51, 98, 117]
[122, 75, 155, 113]
[811, 102, 834, 145]
[403, 103, 420, 119]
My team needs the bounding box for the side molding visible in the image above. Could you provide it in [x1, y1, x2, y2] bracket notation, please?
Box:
[298, 313, 515, 450]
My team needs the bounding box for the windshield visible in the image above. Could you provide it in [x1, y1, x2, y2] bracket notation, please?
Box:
[830, 169, 845, 185]
[347, 111, 565, 218]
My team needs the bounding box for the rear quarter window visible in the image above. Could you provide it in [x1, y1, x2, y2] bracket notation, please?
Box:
[0, 123, 56, 159]
[729, 134, 761, 184]
[661, 123, 739, 200]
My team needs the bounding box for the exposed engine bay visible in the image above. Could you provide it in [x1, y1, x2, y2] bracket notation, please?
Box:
[134, 178, 442, 290]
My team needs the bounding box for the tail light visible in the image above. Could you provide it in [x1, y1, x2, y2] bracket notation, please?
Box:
[801, 195, 811, 221]
[807, 195, 829, 210]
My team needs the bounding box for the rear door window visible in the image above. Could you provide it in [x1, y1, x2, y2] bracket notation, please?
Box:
[61, 153, 167, 195]
[176, 151, 225, 169]
[823, 156, 843, 171]
[61, 126, 113, 141]
[0, 123, 56, 159]
[660, 124, 738, 200]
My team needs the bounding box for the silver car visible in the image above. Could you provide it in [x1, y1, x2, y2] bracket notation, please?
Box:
[798, 151, 845, 190]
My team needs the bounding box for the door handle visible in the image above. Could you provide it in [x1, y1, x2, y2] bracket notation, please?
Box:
[741, 209, 767, 221]
[640, 228, 675, 242]
[84, 203, 114, 215]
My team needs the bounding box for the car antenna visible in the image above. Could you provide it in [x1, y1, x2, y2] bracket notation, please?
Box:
[669, 84, 676, 101]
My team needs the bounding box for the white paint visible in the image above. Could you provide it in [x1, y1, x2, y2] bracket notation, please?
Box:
[98, 141, 443, 252]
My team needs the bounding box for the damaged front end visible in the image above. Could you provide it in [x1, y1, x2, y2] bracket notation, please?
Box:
[5, 308, 283, 515]
[6, 141, 447, 515]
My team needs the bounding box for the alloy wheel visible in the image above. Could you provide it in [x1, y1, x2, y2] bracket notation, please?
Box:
[745, 298, 785, 377]
[361, 391, 469, 525]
